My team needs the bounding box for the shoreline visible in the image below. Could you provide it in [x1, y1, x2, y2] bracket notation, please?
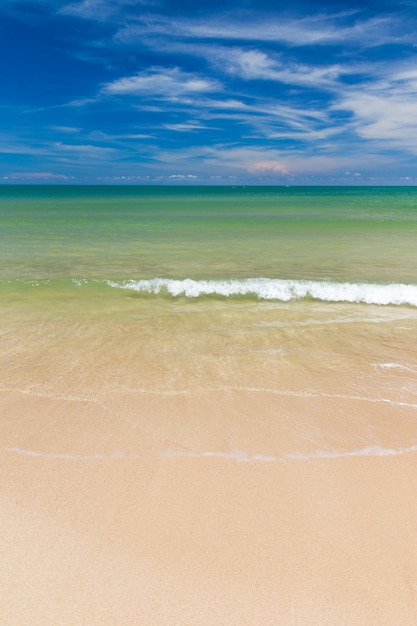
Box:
[2, 293, 417, 623]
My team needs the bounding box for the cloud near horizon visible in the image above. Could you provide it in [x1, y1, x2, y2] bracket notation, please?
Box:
[246, 161, 290, 175]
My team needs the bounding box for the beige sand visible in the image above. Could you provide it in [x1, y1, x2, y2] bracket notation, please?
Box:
[2, 301, 417, 624]
[2, 387, 417, 625]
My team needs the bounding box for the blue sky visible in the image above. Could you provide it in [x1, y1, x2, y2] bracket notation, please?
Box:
[1, 0, 417, 184]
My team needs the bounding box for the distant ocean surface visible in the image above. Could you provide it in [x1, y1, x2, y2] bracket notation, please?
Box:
[1, 185, 417, 305]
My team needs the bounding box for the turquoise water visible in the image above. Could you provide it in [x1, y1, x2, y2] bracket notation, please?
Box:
[1, 185, 417, 304]
[2, 185, 417, 426]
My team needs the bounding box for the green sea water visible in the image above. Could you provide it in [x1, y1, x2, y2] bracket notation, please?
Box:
[2, 185, 417, 453]
[1, 185, 417, 288]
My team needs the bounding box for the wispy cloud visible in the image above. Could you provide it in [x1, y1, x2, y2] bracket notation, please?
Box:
[117, 12, 405, 48]
[164, 121, 213, 132]
[0, 131, 121, 163]
[168, 173, 198, 179]
[334, 63, 417, 153]
[51, 141, 118, 158]
[49, 126, 81, 133]
[180, 95, 334, 142]
[59, 0, 157, 21]
[3, 172, 70, 180]
[147, 143, 392, 177]
[102, 67, 220, 98]
[202, 46, 349, 88]
[246, 160, 290, 175]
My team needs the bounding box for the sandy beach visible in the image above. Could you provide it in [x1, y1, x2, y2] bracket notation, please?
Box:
[2, 303, 417, 625]
[2, 390, 417, 625]
[2, 185, 417, 624]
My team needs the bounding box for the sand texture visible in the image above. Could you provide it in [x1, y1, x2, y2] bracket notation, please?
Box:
[2, 301, 417, 624]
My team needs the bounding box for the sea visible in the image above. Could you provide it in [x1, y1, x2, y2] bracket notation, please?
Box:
[2, 185, 417, 459]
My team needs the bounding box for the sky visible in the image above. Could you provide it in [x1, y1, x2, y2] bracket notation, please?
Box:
[1, 0, 417, 184]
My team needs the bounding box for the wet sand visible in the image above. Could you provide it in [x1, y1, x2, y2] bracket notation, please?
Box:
[2, 301, 417, 624]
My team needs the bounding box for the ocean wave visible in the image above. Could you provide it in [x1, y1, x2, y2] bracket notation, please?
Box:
[106, 278, 417, 306]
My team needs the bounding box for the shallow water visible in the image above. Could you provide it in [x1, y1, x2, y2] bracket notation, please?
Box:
[1, 185, 417, 458]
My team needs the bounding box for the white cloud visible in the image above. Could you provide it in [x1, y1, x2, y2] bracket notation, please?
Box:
[199, 98, 249, 111]
[60, 0, 114, 20]
[149, 144, 363, 176]
[246, 160, 290, 175]
[86, 130, 154, 141]
[191, 96, 332, 141]
[334, 64, 417, 153]
[116, 13, 404, 48]
[204, 46, 348, 88]
[59, 0, 155, 21]
[164, 122, 211, 132]
[49, 126, 81, 133]
[217, 49, 276, 79]
[52, 142, 117, 157]
[3, 172, 69, 180]
[6, 140, 120, 166]
[66, 98, 98, 107]
[102, 67, 220, 98]
[186, 15, 392, 46]
[168, 174, 198, 179]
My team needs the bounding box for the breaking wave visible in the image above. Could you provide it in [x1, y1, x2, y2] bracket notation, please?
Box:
[107, 278, 417, 306]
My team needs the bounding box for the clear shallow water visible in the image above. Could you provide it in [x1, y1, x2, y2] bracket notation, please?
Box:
[2, 186, 417, 458]
[1, 185, 417, 289]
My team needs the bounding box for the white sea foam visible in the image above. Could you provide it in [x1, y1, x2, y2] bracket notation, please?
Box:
[161, 449, 277, 462]
[4, 447, 140, 460]
[6, 444, 417, 462]
[162, 444, 417, 461]
[374, 363, 417, 374]
[107, 278, 417, 306]
[282, 444, 417, 460]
